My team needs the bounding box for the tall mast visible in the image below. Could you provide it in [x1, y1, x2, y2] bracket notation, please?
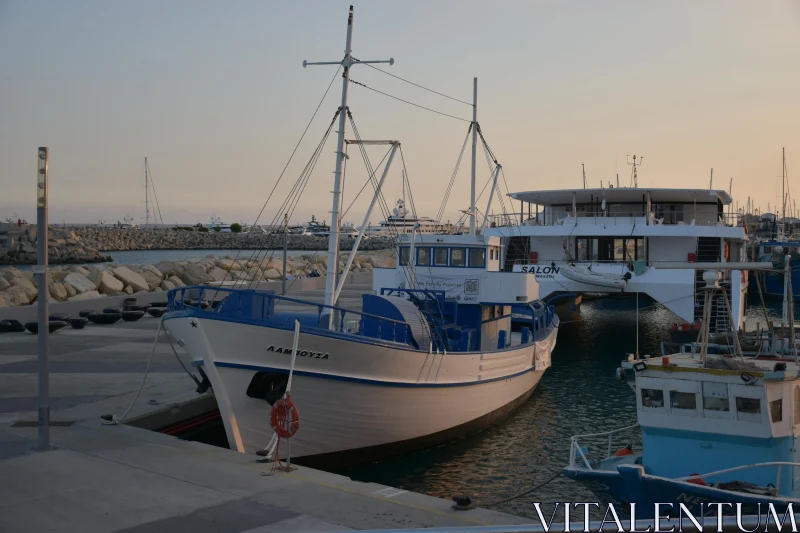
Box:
[469, 77, 477, 235]
[303, 6, 393, 319]
[144, 157, 149, 228]
[782, 147, 786, 239]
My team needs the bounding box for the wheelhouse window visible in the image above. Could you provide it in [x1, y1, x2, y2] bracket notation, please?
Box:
[641, 388, 664, 408]
[702, 382, 729, 413]
[469, 248, 485, 268]
[417, 247, 431, 266]
[433, 248, 448, 266]
[770, 399, 782, 423]
[400, 247, 410, 266]
[736, 397, 762, 422]
[451, 248, 466, 267]
[670, 391, 697, 411]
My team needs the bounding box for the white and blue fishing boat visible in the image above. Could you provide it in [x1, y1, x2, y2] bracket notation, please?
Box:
[564, 262, 800, 518]
[162, 6, 558, 467]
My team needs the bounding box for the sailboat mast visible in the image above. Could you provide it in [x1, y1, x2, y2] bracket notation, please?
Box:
[782, 147, 786, 239]
[144, 157, 149, 228]
[469, 77, 477, 235]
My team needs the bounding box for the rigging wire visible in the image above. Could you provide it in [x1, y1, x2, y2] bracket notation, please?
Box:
[216, 64, 343, 288]
[352, 57, 473, 107]
[146, 159, 165, 226]
[349, 79, 471, 122]
[435, 124, 473, 225]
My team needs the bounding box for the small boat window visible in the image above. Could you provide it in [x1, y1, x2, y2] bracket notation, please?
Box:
[417, 247, 431, 266]
[434, 248, 448, 266]
[641, 388, 664, 408]
[469, 248, 485, 268]
[399, 247, 410, 266]
[451, 248, 466, 267]
[770, 399, 783, 423]
[736, 397, 762, 422]
[670, 391, 697, 410]
[795, 387, 800, 425]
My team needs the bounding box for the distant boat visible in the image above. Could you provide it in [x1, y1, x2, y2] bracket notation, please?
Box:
[290, 215, 330, 237]
[365, 199, 448, 236]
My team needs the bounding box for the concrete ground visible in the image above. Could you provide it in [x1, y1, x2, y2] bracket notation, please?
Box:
[0, 278, 529, 532]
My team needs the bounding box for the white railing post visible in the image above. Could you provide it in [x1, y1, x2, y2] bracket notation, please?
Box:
[607, 434, 613, 459]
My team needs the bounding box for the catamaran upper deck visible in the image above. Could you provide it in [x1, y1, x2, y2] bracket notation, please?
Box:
[489, 187, 740, 232]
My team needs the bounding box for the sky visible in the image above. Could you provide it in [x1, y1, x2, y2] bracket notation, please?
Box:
[1, 1, 798, 227]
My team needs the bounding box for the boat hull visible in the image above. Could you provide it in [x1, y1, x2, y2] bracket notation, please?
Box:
[164, 313, 556, 466]
[564, 464, 798, 518]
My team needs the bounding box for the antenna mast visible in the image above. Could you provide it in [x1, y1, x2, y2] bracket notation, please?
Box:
[582, 163, 586, 189]
[144, 157, 149, 228]
[627, 155, 643, 188]
[303, 5, 394, 319]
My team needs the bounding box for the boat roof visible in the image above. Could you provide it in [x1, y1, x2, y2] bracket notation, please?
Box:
[622, 352, 799, 381]
[509, 188, 733, 206]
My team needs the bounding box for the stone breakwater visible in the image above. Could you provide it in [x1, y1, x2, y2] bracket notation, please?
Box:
[0, 225, 112, 265]
[0, 225, 395, 265]
[73, 227, 395, 252]
[0, 250, 396, 308]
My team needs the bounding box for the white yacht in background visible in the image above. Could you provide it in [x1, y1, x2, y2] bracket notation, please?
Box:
[365, 199, 445, 236]
[290, 215, 330, 237]
[484, 187, 750, 331]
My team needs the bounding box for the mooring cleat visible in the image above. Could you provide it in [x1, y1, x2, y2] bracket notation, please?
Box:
[451, 494, 474, 510]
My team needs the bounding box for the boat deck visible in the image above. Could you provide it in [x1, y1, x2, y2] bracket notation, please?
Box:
[628, 351, 800, 377]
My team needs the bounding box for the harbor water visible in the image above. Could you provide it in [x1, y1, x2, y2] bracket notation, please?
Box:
[339, 297, 797, 519]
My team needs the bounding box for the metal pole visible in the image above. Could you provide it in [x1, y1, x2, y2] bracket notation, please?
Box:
[282, 213, 288, 296]
[469, 77, 477, 235]
[36, 147, 51, 451]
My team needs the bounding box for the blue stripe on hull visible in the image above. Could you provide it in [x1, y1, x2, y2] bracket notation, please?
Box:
[200, 360, 540, 388]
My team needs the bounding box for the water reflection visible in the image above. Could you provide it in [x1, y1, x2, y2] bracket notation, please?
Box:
[340, 296, 796, 519]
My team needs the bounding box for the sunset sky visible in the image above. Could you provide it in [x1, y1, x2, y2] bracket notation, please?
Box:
[1, 1, 798, 226]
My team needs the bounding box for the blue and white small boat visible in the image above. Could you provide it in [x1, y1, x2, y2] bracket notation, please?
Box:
[162, 6, 558, 467]
[564, 265, 800, 518]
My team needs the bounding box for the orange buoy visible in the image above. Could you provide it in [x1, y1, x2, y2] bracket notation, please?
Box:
[687, 474, 708, 486]
[613, 446, 634, 457]
[270, 395, 300, 439]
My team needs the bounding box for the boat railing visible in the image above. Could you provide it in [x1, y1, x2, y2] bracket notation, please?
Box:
[568, 424, 639, 469]
[676, 461, 800, 494]
[167, 285, 415, 343]
[487, 211, 740, 228]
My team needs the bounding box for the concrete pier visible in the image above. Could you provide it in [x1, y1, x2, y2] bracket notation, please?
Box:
[0, 276, 529, 532]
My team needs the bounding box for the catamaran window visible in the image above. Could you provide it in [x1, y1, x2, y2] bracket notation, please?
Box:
[736, 397, 762, 421]
[574, 237, 645, 262]
[641, 388, 664, 408]
[469, 248, 485, 268]
[399, 247, 410, 266]
[417, 248, 431, 266]
[770, 399, 783, 423]
[451, 248, 466, 267]
[670, 391, 697, 410]
[702, 382, 729, 412]
[434, 248, 448, 266]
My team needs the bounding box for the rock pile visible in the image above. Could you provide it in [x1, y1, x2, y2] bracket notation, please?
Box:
[0, 250, 396, 309]
[0, 224, 111, 265]
[73, 227, 395, 252]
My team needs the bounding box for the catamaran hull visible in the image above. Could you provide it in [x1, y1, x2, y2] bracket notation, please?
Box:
[164, 314, 555, 466]
[564, 465, 799, 518]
